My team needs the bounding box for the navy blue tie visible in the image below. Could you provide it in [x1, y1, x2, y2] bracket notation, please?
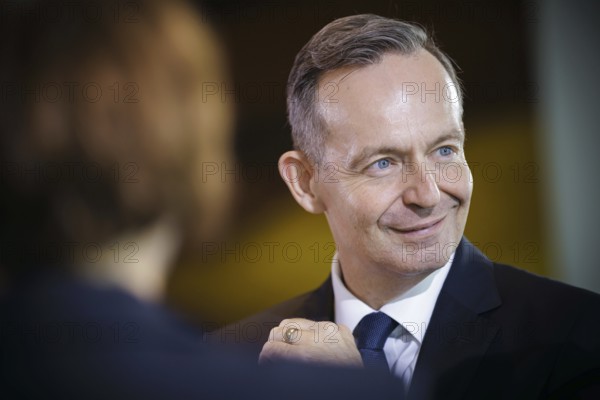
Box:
[353, 312, 399, 373]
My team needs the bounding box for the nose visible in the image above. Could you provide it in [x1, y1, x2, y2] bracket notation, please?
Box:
[402, 163, 441, 209]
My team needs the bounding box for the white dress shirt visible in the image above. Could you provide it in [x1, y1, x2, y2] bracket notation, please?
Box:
[331, 252, 454, 388]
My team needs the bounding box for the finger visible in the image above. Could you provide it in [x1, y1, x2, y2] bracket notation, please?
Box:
[279, 319, 340, 337]
[259, 341, 291, 365]
[268, 326, 303, 344]
[258, 343, 273, 365]
[337, 323, 354, 337]
[288, 323, 337, 346]
[278, 319, 312, 343]
[278, 318, 318, 330]
[267, 326, 285, 343]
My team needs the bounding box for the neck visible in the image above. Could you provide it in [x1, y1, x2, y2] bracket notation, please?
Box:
[77, 214, 182, 303]
[339, 261, 434, 310]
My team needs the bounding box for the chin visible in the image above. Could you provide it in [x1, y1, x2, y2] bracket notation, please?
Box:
[397, 260, 448, 277]
[376, 247, 451, 278]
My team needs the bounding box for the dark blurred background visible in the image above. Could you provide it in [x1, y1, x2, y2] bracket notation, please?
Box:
[164, 0, 600, 329]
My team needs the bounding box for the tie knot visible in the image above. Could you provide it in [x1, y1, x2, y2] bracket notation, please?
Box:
[353, 312, 398, 350]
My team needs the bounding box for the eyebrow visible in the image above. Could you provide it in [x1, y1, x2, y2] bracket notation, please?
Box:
[347, 130, 465, 170]
[433, 130, 465, 146]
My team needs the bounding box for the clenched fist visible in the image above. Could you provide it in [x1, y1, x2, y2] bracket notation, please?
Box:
[259, 318, 363, 368]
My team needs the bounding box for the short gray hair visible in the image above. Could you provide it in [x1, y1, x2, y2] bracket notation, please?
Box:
[287, 14, 462, 162]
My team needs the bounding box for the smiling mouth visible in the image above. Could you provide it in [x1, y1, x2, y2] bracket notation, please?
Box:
[389, 216, 445, 235]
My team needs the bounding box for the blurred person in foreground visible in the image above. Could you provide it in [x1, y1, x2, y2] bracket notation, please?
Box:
[217, 14, 600, 399]
[0, 2, 401, 398]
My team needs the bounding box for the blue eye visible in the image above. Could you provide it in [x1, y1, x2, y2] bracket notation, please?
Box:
[375, 159, 391, 169]
[438, 146, 453, 157]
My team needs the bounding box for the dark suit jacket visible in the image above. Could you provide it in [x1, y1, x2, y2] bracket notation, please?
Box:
[0, 272, 402, 399]
[210, 238, 600, 399]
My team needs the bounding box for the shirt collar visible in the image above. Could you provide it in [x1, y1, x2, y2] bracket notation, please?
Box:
[331, 252, 454, 344]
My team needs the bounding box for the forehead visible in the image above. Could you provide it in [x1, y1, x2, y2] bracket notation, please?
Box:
[316, 50, 462, 139]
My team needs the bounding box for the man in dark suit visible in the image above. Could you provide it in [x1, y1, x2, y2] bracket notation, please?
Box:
[209, 14, 600, 398]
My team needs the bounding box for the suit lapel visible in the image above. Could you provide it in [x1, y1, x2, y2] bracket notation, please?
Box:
[408, 238, 502, 400]
[297, 276, 335, 321]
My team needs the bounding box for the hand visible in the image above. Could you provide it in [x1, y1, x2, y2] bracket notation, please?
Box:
[259, 318, 363, 368]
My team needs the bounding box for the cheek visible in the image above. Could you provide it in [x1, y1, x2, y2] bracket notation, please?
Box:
[439, 162, 473, 204]
[322, 182, 393, 229]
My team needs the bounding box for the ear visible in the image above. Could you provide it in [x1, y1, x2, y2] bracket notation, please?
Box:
[278, 151, 325, 214]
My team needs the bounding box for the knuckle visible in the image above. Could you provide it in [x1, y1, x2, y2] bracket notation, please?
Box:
[279, 319, 291, 327]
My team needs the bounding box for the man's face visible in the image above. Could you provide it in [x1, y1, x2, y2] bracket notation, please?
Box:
[313, 50, 472, 277]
